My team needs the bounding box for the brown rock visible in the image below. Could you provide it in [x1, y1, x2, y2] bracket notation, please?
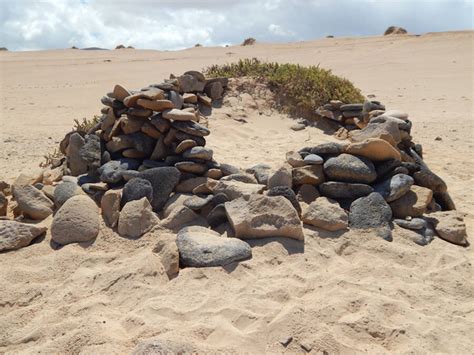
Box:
[267, 166, 292, 188]
[118, 197, 158, 239]
[0, 220, 47, 251]
[389, 185, 433, 218]
[302, 197, 348, 231]
[120, 116, 144, 134]
[292, 165, 325, 186]
[425, 211, 469, 246]
[137, 99, 174, 111]
[349, 120, 401, 146]
[141, 122, 161, 139]
[152, 233, 179, 279]
[101, 189, 121, 228]
[113, 84, 131, 101]
[183, 93, 198, 103]
[163, 109, 197, 121]
[13, 185, 54, 220]
[213, 180, 265, 200]
[296, 184, 320, 205]
[346, 138, 401, 161]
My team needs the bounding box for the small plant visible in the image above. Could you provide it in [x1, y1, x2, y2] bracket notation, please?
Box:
[241, 37, 256, 46]
[194, 43, 203, 47]
[115, 44, 125, 49]
[73, 115, 101, 133]
[204, 58, 364, 117]
[40, 148, 64, 168]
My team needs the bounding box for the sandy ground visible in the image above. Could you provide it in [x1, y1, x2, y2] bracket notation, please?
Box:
[0, 31, 473, 353]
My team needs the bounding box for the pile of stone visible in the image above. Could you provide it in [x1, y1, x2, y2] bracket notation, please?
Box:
[0, 72, 469, 273]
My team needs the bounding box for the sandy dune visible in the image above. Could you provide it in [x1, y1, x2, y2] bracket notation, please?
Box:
[0, 31, 473, 353]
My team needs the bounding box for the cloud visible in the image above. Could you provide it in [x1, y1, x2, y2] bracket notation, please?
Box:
[0, 0, 472, 51]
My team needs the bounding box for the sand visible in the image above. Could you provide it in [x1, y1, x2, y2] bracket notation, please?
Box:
[0, 31, 473, 353]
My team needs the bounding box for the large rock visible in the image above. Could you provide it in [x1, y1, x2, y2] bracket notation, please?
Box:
[118, 197, 158, 239]
[54, 181, 84, 208]
[345, 138, 401, 161]
[66, 132, 88, 176]
[177, 226, 252, 267]
[292, 165, 325, 186]
[225, 195, 304, 240]
[175, 177, 210, 193]
[121, 178, 153, 206]
[267, 186, 301, 215]
[425, 211, 469, 246]
[319, 181, 373, 200]
[13, 185, 54, 220]
[349, 120, 401, 146]
[51, 195, 100, 245]
[212, 180, 265, 200]
[160, 205, 205, 231]
[302, 197, 348, 231]
[98, 159, 140, 184]
[101, 189, 121, 228]
[373, 174, 414, 202]
[162, 193, 193, 218]
[389, 185, 433, 218]
[413, 168, 447, 193]
[182, 146, 213, 161]
[139, 167, 181, 211]
[349, 192, 393, 240]
[246, 163, 272, 184]
[296, 184, 320, 205]
[0, 192, 8, 216]
[79, 134, 102, 174]
[323, 154, 376, 184]
[267, 166, 292, 189]
[0, 220, 47, 251]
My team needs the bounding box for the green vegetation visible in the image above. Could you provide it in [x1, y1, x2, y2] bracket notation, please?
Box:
[73, 115, 101, 134]
[204, 58, 364, 117]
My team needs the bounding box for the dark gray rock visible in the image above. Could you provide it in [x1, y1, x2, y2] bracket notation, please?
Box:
[150, 114, 171, 133]
[267, 186, 302, 215]
[373, 174, 414, 202]
[182, 146, 213, 161]
[129, 132, 156, 156]
[53, 181, 83, 208]
[393, 218, 426, 230]
[121, 178, 153, 206]
[175, 161, 208, 175]
[139, 167, 181, 211]
[245, 163, 271, 184]
[174, 131, 206, 146]
[324, 154, 377, 184]
[98, 159, 140, 184]
[219, 163, 241, 176]
[171, 120, 210, 137]
[375, 159, 401, 179]
[13, 185, 54, 220]
[319, 181, 373, 199]
[413, 168, 447, 193]
[212, 193, 230, 206]
[66, 132, 88, 176]
[340, 103, 363, 111]
[434, 191, 456, 211]
[168, 90, 183, 109]
[183, 195, 213, 210]
[79, 134, 101, 175]
[303, 154, 324, 165]
[207, 204, 227, 227]
[177, 226, 251, 267]
[307, 142, 347, 156]
[349, 192, 393, 241]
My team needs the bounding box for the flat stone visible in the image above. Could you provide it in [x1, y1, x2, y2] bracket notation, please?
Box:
[139, 167, 181, 211]
[171, 120, 210, 137]
[349, 192, 393, 240]
[307, 142, 348, 155]
[393, 218, 427, 230]
[220, 173, 257, 184]
[13, 185, 54, 220]
[175, 177, 210, 193]
[101, 189, 121, 228]
[175, 139, 196, 154]
[121, 178, 153, 206]
[113, 84, 131, 101]
[219, 163, 241, 176]
[340, 103, 363, 111]
[302, 197, 348, 231]
[296, 184, 320, 205]
[373, 174, 414, 202]
[137, 99, 174, 111]
[183, 93, 197, 103]
[0, 220, 47, 252]
[389, 185, 433, 218]
[324, 153, 376, 184]
[141, 122, 161, 139]
[384, 110, 408, 120]
[177, 226, 252, 267]
[319, 181, 373, 199]
[51, 195, 100, 245]
[118, 197, 158, 239]
[286, 151, 306, 167]
[160, 206, 205, 231]
[225, 195, 304, 240]
[346, 138, 401, 161]
[292, 165, 325, 186]
[163, 108, 196, 121]
[98, 159, 140, 184]
[175, 161, 208, 175]
[303, 154, 324, 165]
[183, 195, 213, 210]
[213, 180, 265, 200]
[182, 146, 213, 161]
[268, 166, 292, 189]
[267, 186, 301, 215]
[150, 114, 171, 133]
[245, 163, 271, 184]
[424, 211, 469, 246]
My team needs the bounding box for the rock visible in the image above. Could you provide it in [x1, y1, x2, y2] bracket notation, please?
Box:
[13, 185, 54, 220]
[306, 142, 348, 156]
[0, 180, 10, 195]
[340, 103, 363, 111]
[160, 205, 204, 230]
[79, 134, 102, 174]
[101, 189, 121, 228]
[53, 181, 84, 207]
[66, 132, 88, 176]
[175, 131, 206, 146]
[175, 161, 208, 175]
[303, 154, 324, 165]
[246, 163, 271, 184]
[175, 139, 196, 154]
[384, 26, 408, 35]
[424, 211, 469, 246]
[118, 197, 158, 239]
[225, 195, 304, 240]
[132, 338, 195, 355]
[177, 226, 252, 267]
[434, 191, 456, 211]
[98, 159, 140, 184]
[183, 195, 213, 210]
[220, 173, 257, 184]
[13, 169, 45, 188]
[152, 233, 179, 279]
[296, 184, 320, 205]
[0, 192, 8, 216]
[204, 81, 224, 100]
[267, 186, 302, 215]
[393, 218, 426, 230]
[323, 154, 376, 184]
[51, 195, 100, 245]
[413, 168, 447, 193]
[389, 185, 433, 218]
[290, 123, 305, 131]
[162, 193, 193, 218]
[345, 138, 401, 161]
[0, 220, 47, 251]
[137, 99, 174, 111]
[292, 165, 325, 186]
[183, 93, 197, 103]
[268, 166, 292, 189]
[163, 108, 196, 121]
[121, 178, 153, 206]
[178, 74, 205, 93]
[168, 90, 184, 109]
[207, 204, 228, 227]
[182, 146, 213, 161]
[150, 115, 171, 133]
[113, 84, 131, 101]
[319, 181, 374, 200]
[171, 120, 210, 137]
[139, 167, 181, 211]
[213, 180, 265, 200]
[349, 192, 393, 240]
[302, 197, 348, 231]
[120, 116, 144, 134]
[175, 177, 210, 193]
[373, 174, 414, 202]
[286, 151, 306, 167]
[141, 122, 161, 139]
[349, 120, 401, 146]
[219, 163, 241, 176]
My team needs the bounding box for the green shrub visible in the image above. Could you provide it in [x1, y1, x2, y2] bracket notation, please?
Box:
[73, 115, 101, 133]
[204, 58, 364, 117]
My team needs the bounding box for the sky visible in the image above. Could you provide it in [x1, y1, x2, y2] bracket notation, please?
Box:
[0, 0, 472, 51]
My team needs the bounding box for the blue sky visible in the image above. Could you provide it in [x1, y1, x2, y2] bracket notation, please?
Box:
[0, 0, 472, 51]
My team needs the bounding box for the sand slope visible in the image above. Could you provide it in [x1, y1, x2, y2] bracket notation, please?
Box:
[0, 31, 473, 353]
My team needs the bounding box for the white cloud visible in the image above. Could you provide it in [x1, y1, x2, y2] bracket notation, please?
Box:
[0, 0, 472, 51]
